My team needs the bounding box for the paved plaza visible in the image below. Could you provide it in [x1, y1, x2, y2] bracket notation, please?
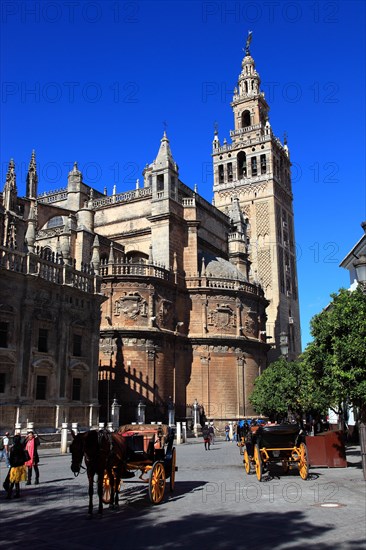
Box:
[0, 437, 365, 549]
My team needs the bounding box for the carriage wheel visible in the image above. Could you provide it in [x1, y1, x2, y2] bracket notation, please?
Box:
[254, 444, 263, 482]
[243, 449, 251, 474]
[298, 443, 309, 480]
[102, 472, 111, 504]
[169, 447, 176, 492]
[149, 461, 166, 504]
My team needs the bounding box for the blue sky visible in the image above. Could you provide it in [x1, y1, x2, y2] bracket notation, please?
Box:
[1, 0, 365, 348]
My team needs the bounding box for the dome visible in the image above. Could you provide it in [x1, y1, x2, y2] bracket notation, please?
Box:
[204, 256, 247, 282]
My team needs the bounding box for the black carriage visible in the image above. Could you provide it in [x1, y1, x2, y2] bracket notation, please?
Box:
[239, 423, 309, 481]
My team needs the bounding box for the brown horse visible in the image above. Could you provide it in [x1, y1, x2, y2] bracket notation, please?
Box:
[70, 429, 128, 515]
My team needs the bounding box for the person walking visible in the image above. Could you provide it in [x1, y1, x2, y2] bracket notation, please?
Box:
[202, 425, 210, 450]
[208, 424, 215, 446]
[0, 432, 10, 467]
[225, 423, 230, 441]
[25, 431, 40, 485]
[6, 435, 27, 499]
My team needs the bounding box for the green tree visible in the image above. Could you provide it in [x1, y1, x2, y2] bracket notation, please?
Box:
[304, 287, 366, 422]
[249, 357, 322, 421]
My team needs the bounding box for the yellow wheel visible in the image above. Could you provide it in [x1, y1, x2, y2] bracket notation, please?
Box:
[243, 448, 251, 474]
[102, 471, 111, 504]
[169, 447, 176, 492]
[149, 461, 166, 504]
[254, 444, 263, 482]
[298, 443, 309, 480]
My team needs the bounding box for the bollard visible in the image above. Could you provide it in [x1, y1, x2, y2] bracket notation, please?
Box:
[61, 422, 69, 454]
[229, 421, 233, 441]
[99, 422, 105, 430]
[176, 422, 181, 445]
[182, 422, 187, 443]
[107, 422, 114, 432]
[26, 421, 34, 433]
[71, 422, 79, 435]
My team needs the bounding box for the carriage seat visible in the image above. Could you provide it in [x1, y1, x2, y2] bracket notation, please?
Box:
[255, 424, 302, 449]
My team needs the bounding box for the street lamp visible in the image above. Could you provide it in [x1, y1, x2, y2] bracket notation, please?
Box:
[354, 254, 366, 290]
[137, 400, 146, 424]
[353, 252, 366, 480]
[279, 331, 289, 359]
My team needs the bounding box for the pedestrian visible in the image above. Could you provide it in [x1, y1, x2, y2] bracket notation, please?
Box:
[232, 422, 238, 442]
[0, 432, 10, 467]
[25, 431, 40, 485]
[6, 435, 27, 499]
[224, 423, 230, 441]
[208, 424, 215, 445]
[202, 425, 210, 450]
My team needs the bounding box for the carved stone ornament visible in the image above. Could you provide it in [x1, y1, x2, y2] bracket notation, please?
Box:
[244, 309, 258, 335]
[208, 304, 236, 329]
[157, 299, 174, 329]
[114, 292, 147, 319]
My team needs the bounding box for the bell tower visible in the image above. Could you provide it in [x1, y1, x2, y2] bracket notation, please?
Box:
[213, 32, 301, 361]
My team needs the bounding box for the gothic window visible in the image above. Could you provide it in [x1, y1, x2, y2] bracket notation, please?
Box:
[72, 378, 82, 401]
[73, 333, 82, 357]
[237, 152, 247, 178]
[218, 165, 224, 183]
[251, 80, 254, 90]
[227, 163, 233, 182]
[260, 154, 266, 174]
[0, 373, 5, 393]
[0, 322, 8, 348]
[38, 328, 48, 353]
[241, 110, 251, 128]
[251, 156, 257, 177]
[157, 174, 164, 191]
[35, 375, 47, 400]
[47, 216, 64, 229]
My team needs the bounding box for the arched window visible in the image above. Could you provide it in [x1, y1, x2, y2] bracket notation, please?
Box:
[241, 110, 251, 128]
[237, 152, 247, 179]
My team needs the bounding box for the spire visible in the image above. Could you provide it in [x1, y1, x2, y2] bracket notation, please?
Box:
[155, 132, 177, 170]
[3, 159, 17, 211]
[26, 150, 38, 199]
[212, 121, 220, 151]
[234, 31, 261, 101]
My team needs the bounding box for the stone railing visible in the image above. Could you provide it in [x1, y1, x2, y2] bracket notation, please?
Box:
[186, 273, 263, 295]
[37, 188, 68, 204]
[100, 260, 172, 282]
[0, 245, 99, 293]
[93, 187, 152, 208]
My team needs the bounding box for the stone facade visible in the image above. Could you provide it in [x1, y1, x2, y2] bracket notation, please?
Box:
[0, 158, 106, 431]
[0, 39, 301, 428]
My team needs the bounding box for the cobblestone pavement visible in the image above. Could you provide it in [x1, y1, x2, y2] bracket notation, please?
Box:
[0, 438, 365, 549]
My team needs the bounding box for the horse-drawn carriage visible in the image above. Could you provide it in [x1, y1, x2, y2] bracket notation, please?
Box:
[70, 424, 177, 515]
[238, 423, 309, 481]
[103, 424, 177, 506]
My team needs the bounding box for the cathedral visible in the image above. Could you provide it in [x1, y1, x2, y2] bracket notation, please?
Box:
[0, 38, 301, 430]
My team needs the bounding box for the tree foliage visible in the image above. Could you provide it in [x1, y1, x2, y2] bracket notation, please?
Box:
[304, 287, 366, 420]
[249, 357, 321, 420]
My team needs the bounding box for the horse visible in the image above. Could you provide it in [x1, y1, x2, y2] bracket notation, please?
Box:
[70, 429, 129, 515]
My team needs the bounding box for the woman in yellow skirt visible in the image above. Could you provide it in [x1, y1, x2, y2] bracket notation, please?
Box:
[6, 435, 27, 499]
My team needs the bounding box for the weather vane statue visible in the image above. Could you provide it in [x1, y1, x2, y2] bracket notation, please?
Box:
[245, 30, 253, 56]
